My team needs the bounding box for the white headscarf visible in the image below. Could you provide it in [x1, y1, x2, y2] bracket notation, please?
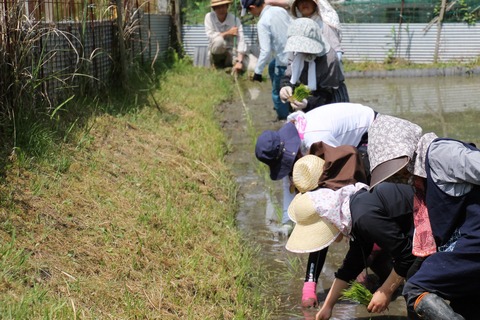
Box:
[290, 53, 317, 91]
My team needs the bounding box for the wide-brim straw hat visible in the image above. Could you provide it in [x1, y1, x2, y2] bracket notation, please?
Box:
[211, 0, 232, 7]
[292, 154, 325, 193]
[286, 193, 340, 253]
[368, 114, 423, 189]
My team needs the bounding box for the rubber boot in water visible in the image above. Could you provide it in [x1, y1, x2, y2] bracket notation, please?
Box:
[414, 292, 465, 320]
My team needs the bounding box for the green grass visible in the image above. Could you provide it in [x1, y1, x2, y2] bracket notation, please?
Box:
[0, 59, 273, 319]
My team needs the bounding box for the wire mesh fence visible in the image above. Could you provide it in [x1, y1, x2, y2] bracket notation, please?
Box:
[336, 0, 479, 23]
[0, 0, 162, 109]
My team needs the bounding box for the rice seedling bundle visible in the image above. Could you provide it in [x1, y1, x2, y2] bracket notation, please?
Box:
[340, 281, 373, 306]
[289, 84, 311, 102]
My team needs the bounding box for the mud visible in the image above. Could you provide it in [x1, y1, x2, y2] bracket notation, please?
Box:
[220, 74, 480, 319]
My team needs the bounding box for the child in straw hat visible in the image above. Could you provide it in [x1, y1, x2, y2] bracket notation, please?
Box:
[286, 155, 418, 318]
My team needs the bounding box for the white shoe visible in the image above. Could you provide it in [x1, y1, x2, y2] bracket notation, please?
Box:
[279, 223, 293, 237]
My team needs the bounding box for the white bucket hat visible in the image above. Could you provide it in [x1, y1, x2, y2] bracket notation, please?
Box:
[284, 18, 330, 55]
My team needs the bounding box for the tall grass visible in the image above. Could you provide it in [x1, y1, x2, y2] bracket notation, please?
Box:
[0, 0, 87, 173]
[0, 0, 158, 175]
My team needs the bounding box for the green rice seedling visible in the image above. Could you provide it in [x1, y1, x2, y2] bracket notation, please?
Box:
[340, 280, 373, 306]
[289, 83, 311, 102]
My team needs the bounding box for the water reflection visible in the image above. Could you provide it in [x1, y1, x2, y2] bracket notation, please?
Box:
[347, 75, 480, 114]
[227, 74, 480, 320]
[347, 74, 480, 145]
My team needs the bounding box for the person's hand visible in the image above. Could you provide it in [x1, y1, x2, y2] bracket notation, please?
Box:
[252, 73, 263, 82]
[291, 98, 307, 110]
[232, 61, 243, 74]
[367, 290, 391, 314]
[279, 86, 292, 102]
[316, 305, 332, 320]
[228, 26, 238, 37]
[232, 63, 242, 73]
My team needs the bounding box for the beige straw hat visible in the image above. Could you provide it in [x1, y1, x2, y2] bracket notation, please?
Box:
[286, 193, 340, 253]
[292, 155, 325, 193]
[211, 0, 232, 7]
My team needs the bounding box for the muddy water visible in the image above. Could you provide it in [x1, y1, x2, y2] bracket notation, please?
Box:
[221, 74, 480, 319]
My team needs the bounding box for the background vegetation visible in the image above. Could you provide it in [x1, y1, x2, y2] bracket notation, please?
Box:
[182, 0, 479, 25]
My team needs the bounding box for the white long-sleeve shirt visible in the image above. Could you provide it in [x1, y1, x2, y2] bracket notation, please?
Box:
[204, 12, 247, 54]
[255, 5, 292, 74]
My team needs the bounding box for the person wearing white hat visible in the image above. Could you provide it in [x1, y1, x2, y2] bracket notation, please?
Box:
[367, 114, 479, 320]
[279, 18, 348, 113]
[266, 0, 343, 60]
[265, 0, 341, 33]
[205, 0, 248, 73]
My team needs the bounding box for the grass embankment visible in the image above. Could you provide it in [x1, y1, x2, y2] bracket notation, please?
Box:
[343, 57, 480, 72]
[0, 60, 271, 319]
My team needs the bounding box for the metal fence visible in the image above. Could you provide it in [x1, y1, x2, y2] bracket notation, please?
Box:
[182, 23, 480, 65]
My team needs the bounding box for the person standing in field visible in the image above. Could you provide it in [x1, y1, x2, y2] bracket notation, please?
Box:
[241, 0, 292, 120]
[289, 0, 343, 62]
[266, 0, 343, 61]
[205, 0, 248, 73]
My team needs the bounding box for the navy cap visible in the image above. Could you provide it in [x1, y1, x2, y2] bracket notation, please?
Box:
[255, 122, 301, 180]
[240, 0, 257, 16]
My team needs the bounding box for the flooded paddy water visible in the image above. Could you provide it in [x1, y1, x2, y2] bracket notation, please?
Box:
[220, 73, 480, 320]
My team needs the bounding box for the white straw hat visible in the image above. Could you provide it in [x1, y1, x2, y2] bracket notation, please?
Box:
[292, 155, 325, 193]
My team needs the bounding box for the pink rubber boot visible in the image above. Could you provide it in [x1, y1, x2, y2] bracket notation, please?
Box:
[301, 282, 318, 308]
